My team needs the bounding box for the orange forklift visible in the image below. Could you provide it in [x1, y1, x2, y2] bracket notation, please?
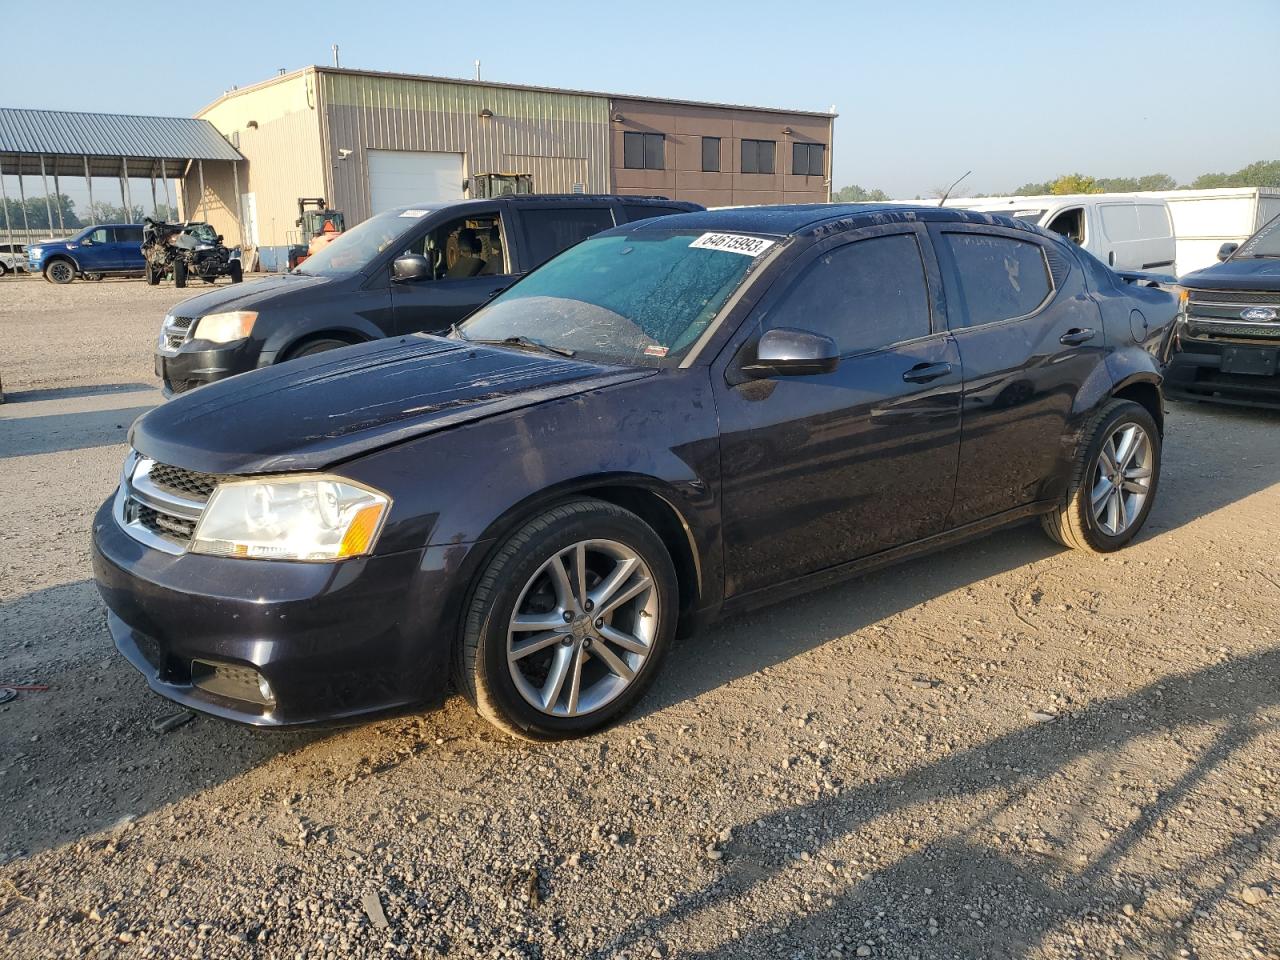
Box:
[287, 198, 346, 270]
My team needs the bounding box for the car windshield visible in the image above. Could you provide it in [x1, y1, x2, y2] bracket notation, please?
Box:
[296, 209, 423, 276]
[458, 230, 774, 366]
[186, 223, 218, 243]
[1237, 214, 1280, 258]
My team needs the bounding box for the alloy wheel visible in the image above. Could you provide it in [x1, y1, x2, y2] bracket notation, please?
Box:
[1091, 422, 1153, 536]
[506, 539, 657, 717]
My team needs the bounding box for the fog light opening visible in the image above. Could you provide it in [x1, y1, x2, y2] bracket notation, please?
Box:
[190, 659, 276, 707]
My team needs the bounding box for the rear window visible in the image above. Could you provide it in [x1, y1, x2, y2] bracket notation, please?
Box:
[520, 207, 617, 268]
[117, 226, 144, 244]
[942, 232, 1053, 327]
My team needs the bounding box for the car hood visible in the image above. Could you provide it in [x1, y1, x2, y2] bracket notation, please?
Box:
[29, 237, 75, 249]
[130, 335, 653, 475]
[166, 272, 333, 317]
[1181, 257, 1280, 291]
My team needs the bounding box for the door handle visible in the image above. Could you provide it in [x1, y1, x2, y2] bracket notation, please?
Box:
[1059, 328, 1097, 346]
[902, 361, 953, 384]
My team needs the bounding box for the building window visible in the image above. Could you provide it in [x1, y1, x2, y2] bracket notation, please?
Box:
[623, 131, 665, 170]
[792, 142, 826, 177]
[741, 139, 775, 175]
[701, 136, 721, 173]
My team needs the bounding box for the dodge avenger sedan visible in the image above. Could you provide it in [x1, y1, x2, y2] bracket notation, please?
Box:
[92, 204, 1179, 739]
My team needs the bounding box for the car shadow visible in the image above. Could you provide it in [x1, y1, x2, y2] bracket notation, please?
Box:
[2, 383, 155, 404]
[597, 647, 1280, 959]
[0, 405, 156, 459]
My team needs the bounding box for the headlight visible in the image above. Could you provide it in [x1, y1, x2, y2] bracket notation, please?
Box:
[195, 310, 257, 343]
[190, 475, 389, 561]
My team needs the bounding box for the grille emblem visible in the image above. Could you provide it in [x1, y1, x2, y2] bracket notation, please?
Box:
[1241, 306, 1277, 322]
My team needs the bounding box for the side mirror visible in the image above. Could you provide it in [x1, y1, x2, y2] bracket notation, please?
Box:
[392, 254, 432, 282]
[216, 234, 224, 243]
[741, 327, 840, 378]
[1218, 242, 1239, 262]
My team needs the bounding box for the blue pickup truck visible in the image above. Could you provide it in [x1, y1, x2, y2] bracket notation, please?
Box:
[27, 223, 146, 283]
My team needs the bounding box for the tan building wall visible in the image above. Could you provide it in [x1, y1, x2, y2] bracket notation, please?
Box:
[316, 69, 611, 225]
[195, 71, 328, 248]
[608, 97, 834, 207]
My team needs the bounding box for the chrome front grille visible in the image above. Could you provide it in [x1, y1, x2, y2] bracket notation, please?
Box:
[1185, 288, 1280, 341]
[115, 453, 212, 554]
[157, 314, 196, 356]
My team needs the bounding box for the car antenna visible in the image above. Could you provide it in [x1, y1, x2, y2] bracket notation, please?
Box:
[937, 170, 972, 207]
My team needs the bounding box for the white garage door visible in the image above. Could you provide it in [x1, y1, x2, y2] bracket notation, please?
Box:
[367, 150, 464, 213]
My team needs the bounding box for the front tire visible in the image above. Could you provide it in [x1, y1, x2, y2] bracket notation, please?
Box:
[458, 499, 678, 740]
[229, 261, 243, 283]
[1041, 399, 1160, 553]
[173, 260, 187, 288]
[44, 260, 75, 284]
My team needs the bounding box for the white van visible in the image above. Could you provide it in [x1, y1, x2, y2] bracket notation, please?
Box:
[939, 194, 1177, 275]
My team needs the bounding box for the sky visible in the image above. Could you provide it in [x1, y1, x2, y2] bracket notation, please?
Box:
[3, 0, 1278, 200]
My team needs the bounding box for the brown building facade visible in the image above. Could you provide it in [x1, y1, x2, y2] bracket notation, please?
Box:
[608, 96, 834, 207]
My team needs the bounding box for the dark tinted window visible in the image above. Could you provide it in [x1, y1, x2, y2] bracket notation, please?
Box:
[792, 142, 825, 177]
[623, 132, 664, 170]
[521, 207, 617, 268]
[764, 233, 932, 356]
[702, 136, 721, 172]
[942, 232, 1052, 327]
[741, 139, 775, 175]
[117, 225, 144, 244]
[623, 204, 688, 222]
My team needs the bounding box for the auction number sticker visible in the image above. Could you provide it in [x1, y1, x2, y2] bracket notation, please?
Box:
[689, 233, 776, 257]
[399, 209, 431, 218]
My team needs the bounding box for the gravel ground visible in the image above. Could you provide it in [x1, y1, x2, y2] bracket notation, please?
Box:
[1, 276, 1277, 960]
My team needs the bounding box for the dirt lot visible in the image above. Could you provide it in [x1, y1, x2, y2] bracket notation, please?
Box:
[1, 276, 1277, 960]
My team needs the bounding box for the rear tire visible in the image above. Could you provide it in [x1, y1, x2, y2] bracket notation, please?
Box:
[457, 498, 678, 740]
[44, 260, 75, 284]
[1041, 399, 1160, 553]
[173, 260, 188, 288]
[229, 261, 243, 283]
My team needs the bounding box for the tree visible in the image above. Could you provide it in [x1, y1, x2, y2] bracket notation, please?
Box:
[831, 183, 890, 202]
[1014, 181, 1051, 195]
[1048, 173, 1103, 195]
[87, 201, 147, 224]
[1190, 159, 1280, 190]
[1, 194, 82, 231]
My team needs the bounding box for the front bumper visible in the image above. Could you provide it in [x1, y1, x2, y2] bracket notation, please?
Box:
[1165, 334, 1280, 409]
[155, 340, 264, 395]
[92, 497, 463, 725]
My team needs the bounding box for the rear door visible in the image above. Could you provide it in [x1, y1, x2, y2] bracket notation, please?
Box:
[1097, 201, 1175, 271]
[389, 203, 510, 333]
[114, 224, 145, 271]
[714, 223, 963, 598]
[930, 223, 1106, 526]
[510, 203, 618, 273]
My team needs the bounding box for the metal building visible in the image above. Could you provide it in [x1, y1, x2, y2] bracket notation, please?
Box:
[196, 67, 834, 265]
[0, 107, 244, 249]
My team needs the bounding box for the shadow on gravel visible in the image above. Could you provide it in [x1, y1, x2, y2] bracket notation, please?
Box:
[0, 405, 155, 459]
[2, 383, 155, 403]
[603, 648, 1280, 959]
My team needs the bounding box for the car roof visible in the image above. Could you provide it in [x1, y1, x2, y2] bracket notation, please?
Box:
[612, 203, 1049, 239]
[386, 196, 701, 218]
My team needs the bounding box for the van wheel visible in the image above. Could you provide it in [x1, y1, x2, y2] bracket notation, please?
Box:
[44, 260, 75, 284]
[457, 498, 677, 740]
[173, 260, 187, 288]
[1041, 399, 1160, 553]
[282, 338, 351, 361]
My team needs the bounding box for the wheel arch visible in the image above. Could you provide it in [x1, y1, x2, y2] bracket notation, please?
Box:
[43, 253, 79, 272]
[278, 328, 372, 362]
[1111, 375, 1164, 436]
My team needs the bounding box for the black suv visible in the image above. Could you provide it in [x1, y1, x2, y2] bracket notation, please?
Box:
[155, 195, 701, 394]
[97, 205, 1177, 739]
[1167, 213, 1280, 408]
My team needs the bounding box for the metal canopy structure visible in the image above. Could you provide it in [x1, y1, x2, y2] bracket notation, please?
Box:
[0, 107, 244, 252]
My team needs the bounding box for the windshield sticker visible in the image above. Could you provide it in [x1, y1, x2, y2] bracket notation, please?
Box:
[399, 209, 431, 218]
[643, 344, 670, 358]
[689, 233, 776, 257]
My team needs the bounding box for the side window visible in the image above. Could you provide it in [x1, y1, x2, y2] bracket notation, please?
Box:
[622, 204, 687, 222]
[942, 232, 1053, 327]
[1136, 203, 1173, 239]
[1046, 207, 1085, 245]
[403, 211, 506, 280]
[521, 207, 617, 269]
[701, 136, 721, 173]
[118, 226, 144, 244]
[763, 233, 932, 357]
[623, 132, 664, 171]
[86, 228, 110, 245]
[1099, 204, 1140, 242]
[741, 139, 776, 175]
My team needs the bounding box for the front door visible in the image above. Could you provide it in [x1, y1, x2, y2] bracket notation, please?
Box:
[928, 223, 1107, 526]
[390, 206, 512, 334]
[715, 225, 964, 599]
[78, 227, 120, 271]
